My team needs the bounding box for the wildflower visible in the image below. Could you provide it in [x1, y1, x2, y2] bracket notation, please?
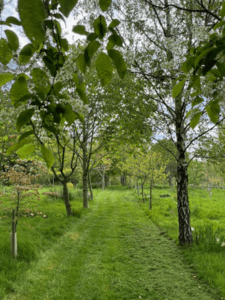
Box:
[216, 238, 220, 243]
[221, 242, 225, 247]
[43, 215, 47, 218]
[30, 213, 34, 217]
[191, 227, 194, 231]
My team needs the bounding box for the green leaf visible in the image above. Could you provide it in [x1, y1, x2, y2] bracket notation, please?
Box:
[16, 109, 35, 132]
[194, 46, 215, 67]
[106, 41, 114, 50]
[18, 130, 34, 143]
[216, 62, 225, 76]
[76, 87, 88, 104]
[7, 143, 20, 155]
[172, 79, 186, 98]
[0, 39, 12, 65]
[213, 20, 225, 30]
[72, 73, 83, 87]
[7, 138, 34, 155]
[10, 76, 29, 106]
[43, 124, 58, 135]
[108, 34, 123, 47]
[181, 57, 195, 73]
[52, 13, 66, 25]
[61, 38, 68, 51]
[0, 73, 14, 87]
[108, 19, 120, 29]
[43, 56, 56, 76]
[108, 49, 127, 79]
[31, 67, 49, 85]
[64, 104, 77, 125]
[17, 144, 36, 159]
[192, 96, 204, 108]
[219, 3, 225, 18]
[191, 75, 201, 90]
[96, 52, 112, 86]
[18, 0, 46, 49]
[6, 17, 21, 26]
[72, 25, 88, 35]
[190, 112, 202, 129]
[99, 0, 112, 11]
[19, 43, 35, 64]
[85, 40, 101, 65]
[77, 54, 86, 73]
[5, 30, 19, 51]
[59, 0, 78, 17]
[93, 15, 107, 39]
[41, 145, 54, 169]
[87, 33, 98, 42]
[52, 81, 64, 95]
[206, 101, 220, 123]
[202, 59, 217, 75]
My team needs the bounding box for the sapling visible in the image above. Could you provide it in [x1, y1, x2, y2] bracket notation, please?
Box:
[0, 159, 46, 258]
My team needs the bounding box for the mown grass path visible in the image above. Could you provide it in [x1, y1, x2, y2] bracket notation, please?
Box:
[5, 190, 221, 300]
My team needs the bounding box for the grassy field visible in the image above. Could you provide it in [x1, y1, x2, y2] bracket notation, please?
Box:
[0, 184, 225, 299]
[140, 185, 225, 297]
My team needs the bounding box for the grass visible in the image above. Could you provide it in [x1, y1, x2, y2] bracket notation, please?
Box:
[0, 184, 224, 299]
[138, 184, 225, 298]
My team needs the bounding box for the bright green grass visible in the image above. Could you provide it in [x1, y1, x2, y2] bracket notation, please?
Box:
[138, 185, 225, 298]
[0, 186, 222, 299]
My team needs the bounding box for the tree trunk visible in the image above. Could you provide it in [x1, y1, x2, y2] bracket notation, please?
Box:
[175, 101, 192, 245]
[142, 182, 145, 202]
[82, 118, 89, 209]
[137, 178, 139, 196]
[62, 181, 73, 216]
[168, 175, 173, 187]
[102, 165, 105, 190]
[88, 171, 93, 201]
[149, 180, 153, 210]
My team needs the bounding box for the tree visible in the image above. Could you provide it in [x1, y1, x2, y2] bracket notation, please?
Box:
[73, 0, 225, 244]
[0, 0, 127, 182]
[173, 2, 225, 124]
[124, 148, 168, 208]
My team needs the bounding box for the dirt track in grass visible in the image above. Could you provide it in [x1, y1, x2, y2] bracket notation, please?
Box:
[4, 189, 222, 300]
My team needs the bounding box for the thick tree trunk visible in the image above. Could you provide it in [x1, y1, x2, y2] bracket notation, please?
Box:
[88, 171, 93, 201]
[62, 181, 73, 216]
[175, 102, 192, 245]
[176, 158, 192, 245]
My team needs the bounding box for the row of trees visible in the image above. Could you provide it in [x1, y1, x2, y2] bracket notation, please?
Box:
[1, 0, 225, 245]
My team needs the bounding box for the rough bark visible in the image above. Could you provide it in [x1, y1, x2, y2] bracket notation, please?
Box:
[175, 96, 193, 245]
[62, 181, 73, 216]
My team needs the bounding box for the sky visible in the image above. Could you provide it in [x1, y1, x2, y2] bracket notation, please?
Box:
[0, 0, 82, 46]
